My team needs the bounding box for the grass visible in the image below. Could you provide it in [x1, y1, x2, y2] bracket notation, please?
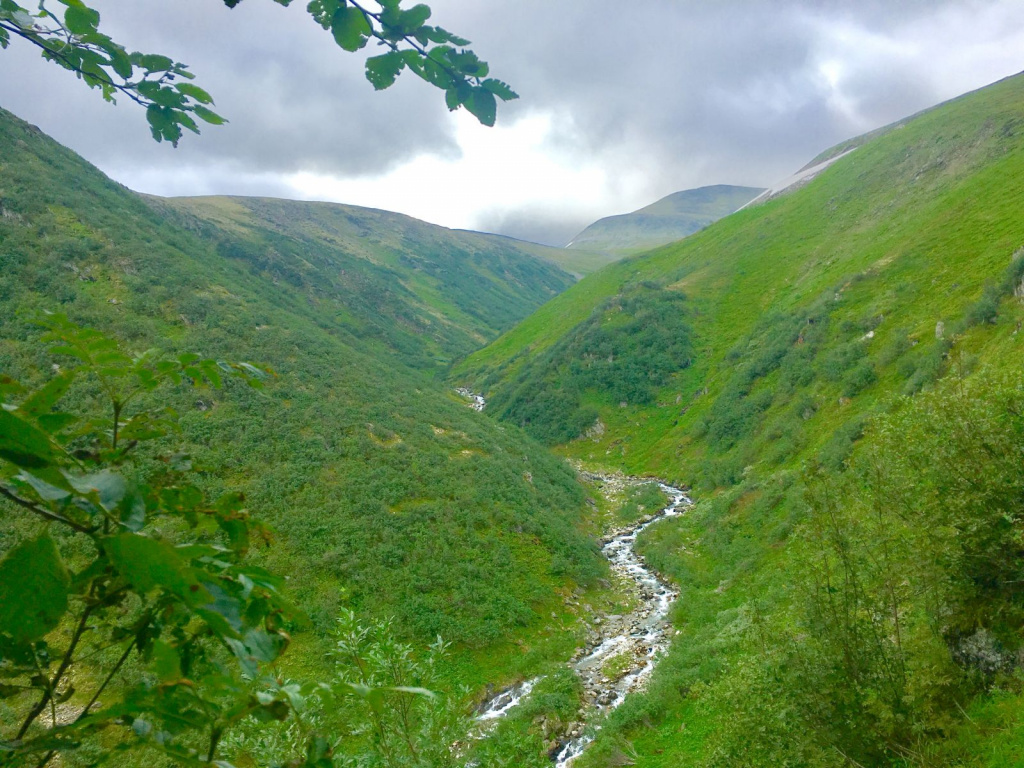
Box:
[459, 72, 1024, 765]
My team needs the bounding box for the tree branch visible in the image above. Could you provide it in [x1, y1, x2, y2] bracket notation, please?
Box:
[17, 602, 95, 740]
[0, 486, 95, 534]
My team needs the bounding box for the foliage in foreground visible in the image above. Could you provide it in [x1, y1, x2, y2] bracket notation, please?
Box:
[0, 0, 516, 142]
[0, 317, 300, 765]
[0, 101, 600, 656]
[706, 370, 1024, 765]
[0, 318, 475, 768]
[572, 368, 1024, 768]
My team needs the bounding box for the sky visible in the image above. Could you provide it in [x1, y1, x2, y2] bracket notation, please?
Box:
[2, 1, 1023, 246]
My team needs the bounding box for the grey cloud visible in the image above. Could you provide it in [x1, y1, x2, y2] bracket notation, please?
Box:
[473, 207, 592, 249]
[426, 0, 1024, 241]
[0, 0, 459, 184]
[1, 0, 1022, 243]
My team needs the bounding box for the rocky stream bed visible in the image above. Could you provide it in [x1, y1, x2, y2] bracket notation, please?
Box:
[456, 389, 690, 764]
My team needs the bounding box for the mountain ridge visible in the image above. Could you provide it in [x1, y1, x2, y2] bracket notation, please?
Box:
[564, 183, 764, 254]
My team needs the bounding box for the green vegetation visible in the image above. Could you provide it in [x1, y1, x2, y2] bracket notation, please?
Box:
[484, 282, 692, 445]
[0, 101, 605, 763]
[613, 481, 668, 526]
[0, 318, 303, 766]
[469, 668, 585, 767]
[6, 28, 1024, 765]
[566, 185, 763, 256]
[460, 72, 1024, 765]
[157, 195, 575, 370]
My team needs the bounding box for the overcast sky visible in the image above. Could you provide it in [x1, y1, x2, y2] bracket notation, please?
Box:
[2, 1, 1023, 245]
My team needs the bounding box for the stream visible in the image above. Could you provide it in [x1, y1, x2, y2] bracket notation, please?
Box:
[457, 390, 690, 764]
[455, 387, 486, 411]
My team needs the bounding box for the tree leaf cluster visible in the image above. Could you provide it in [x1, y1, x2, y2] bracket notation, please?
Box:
[0, 319, 308, 767]
[0, 0, 517, 141]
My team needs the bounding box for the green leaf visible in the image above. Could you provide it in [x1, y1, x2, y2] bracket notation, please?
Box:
[427, 26, 470, 46]
[218, 517, 250, 553]
[151, 640, 181, 682]
[198, 360, 222, 389]
[37, 412, 78, 435]
[145, 104, 175, 142]
[118, 486, 147, 532]
[104, 534, 205, 603]
[63, 4, 99, 35]
[15, 469, 72, 502]
[67, 470, 126, 511]
[389, 685, 436, 699]
[106, 45, 133, 79]
[0, 408, 58, 468]
[137, 53, 174, 73]
[173, 82, 213, 104]
[20, 371, 75, 419]
[330, 6, 371, 52]
[365, 51, 405, 90]
[447, 49, 487, 78]
[0, 534, 70, 643]
[397, 3, 431, 33]
[192, 105, 226, 126]
[464, 87, 496, 126]
[444, 86, 460, 111]
[242, 628, 286, 663]
[305, 0, 341, 27]
[481, 78, 519, 101]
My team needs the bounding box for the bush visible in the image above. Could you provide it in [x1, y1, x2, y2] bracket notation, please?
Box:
[841, 360, 877, 397]
[490, 283, 693, 444]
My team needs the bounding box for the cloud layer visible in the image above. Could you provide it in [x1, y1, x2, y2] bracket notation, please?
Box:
[2, 0, 1023, 244]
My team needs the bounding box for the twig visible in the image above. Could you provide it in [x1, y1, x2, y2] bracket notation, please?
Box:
[0, 486, 95, 534]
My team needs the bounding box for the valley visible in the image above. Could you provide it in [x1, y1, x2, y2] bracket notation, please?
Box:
[3, 37, 1024, 768]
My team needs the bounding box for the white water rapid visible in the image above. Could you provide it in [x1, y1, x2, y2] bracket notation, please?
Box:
[455, 387, 486, 411]
[456, 390, 690, 764]
[471, 473, 690, 765]
[550, 480, 689, 765]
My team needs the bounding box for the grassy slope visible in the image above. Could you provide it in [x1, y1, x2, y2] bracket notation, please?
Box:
[454, 228, 621, 277]
[461, 73, 1024, 477]
[457, 72, 1024, 764]
[565, 184, 764, 256]
[155, 193, 575, 370]
[0, 106, 604, 696]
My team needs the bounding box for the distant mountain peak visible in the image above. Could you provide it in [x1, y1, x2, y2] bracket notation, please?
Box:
[566, 184, 764, 254]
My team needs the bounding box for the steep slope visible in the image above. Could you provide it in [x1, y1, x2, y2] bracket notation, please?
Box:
[565, 184, 763, 255]
[459, 74, 1024, 468]
[456, 72, 1024, 765]
[0, 105, 603, 679]
[455, 227, 620, 278]
[157, 195, 575, 368]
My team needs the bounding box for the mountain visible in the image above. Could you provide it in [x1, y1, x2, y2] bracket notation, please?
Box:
[456, 72, 1024, 764]
[148, 193, 577, 371]
[0, 104, 605, 696]
[564, 184, 764, 255]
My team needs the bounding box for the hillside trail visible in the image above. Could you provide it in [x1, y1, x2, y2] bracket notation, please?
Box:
[455, 389, 689, 764]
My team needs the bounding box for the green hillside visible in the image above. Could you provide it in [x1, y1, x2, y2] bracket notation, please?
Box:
[456, 72, 1024, 765]
[0, 104, 604, 704]
[156, 194, 575, 367]
[455, 227, 621, 277]
[565, 184, 764, 255]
